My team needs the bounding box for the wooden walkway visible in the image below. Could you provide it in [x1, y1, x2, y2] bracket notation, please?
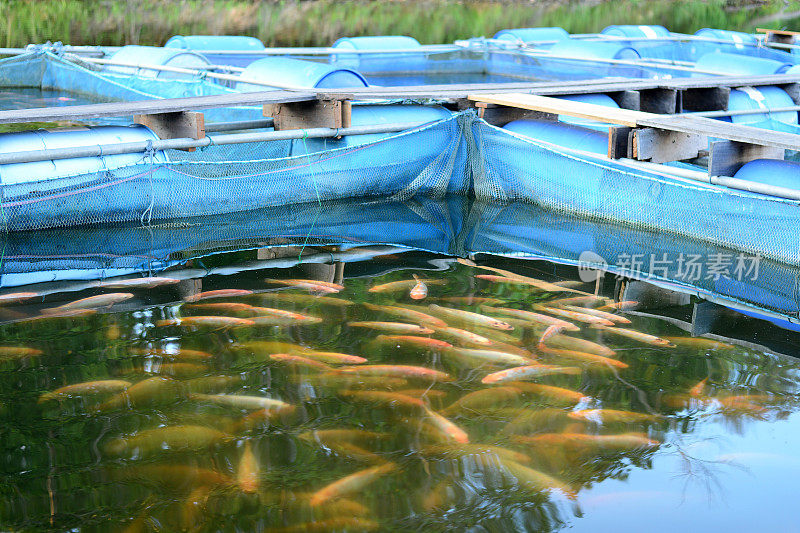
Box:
[1, 72, 800, 125]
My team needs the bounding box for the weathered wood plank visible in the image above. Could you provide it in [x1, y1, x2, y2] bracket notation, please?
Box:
[264, 99, 344, 130]
[607, 126, 632, 159]
[708, 140, 785, 177]
[468, 93, 649, 127]
[0, 91, 316, 124]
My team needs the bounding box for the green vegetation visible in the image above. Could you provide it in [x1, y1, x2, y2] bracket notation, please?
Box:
[0, 0, 799, 48]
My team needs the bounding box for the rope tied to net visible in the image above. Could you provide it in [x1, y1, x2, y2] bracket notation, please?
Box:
[140, 139, 156, 226]
[200, 134, 215, 152]
[298, 128, 323, 262]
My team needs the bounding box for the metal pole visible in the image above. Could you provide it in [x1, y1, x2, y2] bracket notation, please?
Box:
[709, 175, 800, 201]
[82, 57, 312, 91]
[0, 121, 425, 165]
[689, 106, 800, 118]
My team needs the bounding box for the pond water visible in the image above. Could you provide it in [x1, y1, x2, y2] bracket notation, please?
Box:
[0, 211, 798, 532]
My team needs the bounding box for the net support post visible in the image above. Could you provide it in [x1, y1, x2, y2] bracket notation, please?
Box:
[472, 102, 556, 126]
[631, 127, 706, 163]
[708, 139, 785, 178]
[263, 99, 351, 134]
[133, 111, 205, 152]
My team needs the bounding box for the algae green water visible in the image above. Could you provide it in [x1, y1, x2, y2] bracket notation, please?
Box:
[0, 249, 798, 532]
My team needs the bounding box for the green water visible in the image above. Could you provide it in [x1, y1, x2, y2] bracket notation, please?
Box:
[0, 250, 798, 532]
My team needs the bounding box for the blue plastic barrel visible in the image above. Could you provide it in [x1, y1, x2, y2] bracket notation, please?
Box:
[694, 29, 758, 48]
[557, 94, 620, 130]
[165, 35, 266, 68]
[502, 119, 609, 155]
[731, 159, 800, 190]
[549, 39, 641, 61]
[165, 35, 265, 51]
[0, 125, 168, 186]
[330, 36, 425, 72]
[724, 86, 798, 125]
[105, 45, 211, 79]
[236, 57, 368, 91]
[695, 52, 793, 76]
[493, 28, 570, 43]
[601, 25, 670, 39]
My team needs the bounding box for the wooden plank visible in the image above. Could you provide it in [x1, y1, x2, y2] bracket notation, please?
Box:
[264, 99, 344, 130]
[468, 93, 648, 127]
[607, 126, 631, 159]
[708, 140, 785, 177]
[632, 128, 705, 163]
[133, 111, 205, 151]
[0, 91, 316, 125]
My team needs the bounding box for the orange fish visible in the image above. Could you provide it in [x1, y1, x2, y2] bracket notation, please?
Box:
[0, 292, 39, 305]
[0, 346, 43, 359]
[534, 305, 614, 326]
[443, 386, 523, 414]
[43, 293, 134, 313]
[340, 390, 427, 411]
[482, 364, 581, 384]
[297, 350, 367, 365]
[266, 279, 344, 293]
[510, 382, 588, 405]
[155, 316, 254, 328]
[428, 304, 513, 331]
[562, 305, 631, 324]
[594, 327, 675, 347]
[337, 364, 452, 382]
[538, 346, 628, 369]
[689, 378, 708, 397]
[409, 275, 428, 300]
[538, 324, 565, 346]
[480, 305, 580, 331]
[568, 409, 661, 424]
[597, 300, 639, 311]
[542, 335, 616, 357]
[129, 348, 215, 361]
[348, 321, 435, 334]
[373, 335, 452, 351]
[513, 432, 660, 451]
[368, 277, 443, 294]
[433, 326, 493, 346]
[424, 408, 469, 443]
[183, 289, 253, 302]
[433, 296, 505, 305]
[663, 337, 734, 350]
[363, 303, 447, 328]
[237, 442, 260, 493]
[309, 463, 397, 506]
[270, 353, 331, 371]
[183, 302, 255, 314]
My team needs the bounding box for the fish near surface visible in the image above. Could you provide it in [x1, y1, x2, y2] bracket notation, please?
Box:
[337, 364, 452, 382]
[482, 364, 581, 384]
[372, 335, 453, 351]
[480, 305, 580, 331]
[363, 303, 447, 328]
[189, 393, 292, 412]
[542, 334, 616, 357]
[428, 304, 513, 331]
[155, 316, 255, 329]
[348, 321, 435, 334]
[368, 277, 442, 294]
[593, 326, 676, 347]
[183, 289, 253, 302]
[96, 376, 186, 412]
[445, 347, 534, 367]
[43, 292, 134, 313]
[568, 409, 663, 424]
[237, 441, 260, 493]
[309, 462, 397, 506]
[409, 274, 428, 300]
[538, 346, 629, 370]
[104, 425, 231, 456]
[38, 379, 131, 403]
[265, 279, 344, 293]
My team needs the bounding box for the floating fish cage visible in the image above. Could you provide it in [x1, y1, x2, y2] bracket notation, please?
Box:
[1, 26, 800, 312]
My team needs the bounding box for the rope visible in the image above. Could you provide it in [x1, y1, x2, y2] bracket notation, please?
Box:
[139, 140, 156, 226]
[298, 129, 323, 262]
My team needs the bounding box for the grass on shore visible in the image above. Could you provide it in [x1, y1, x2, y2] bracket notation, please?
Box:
[1, 0, 799, 49]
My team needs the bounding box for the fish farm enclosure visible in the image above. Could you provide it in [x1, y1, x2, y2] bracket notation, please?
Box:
[1, 21, 800, 533]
